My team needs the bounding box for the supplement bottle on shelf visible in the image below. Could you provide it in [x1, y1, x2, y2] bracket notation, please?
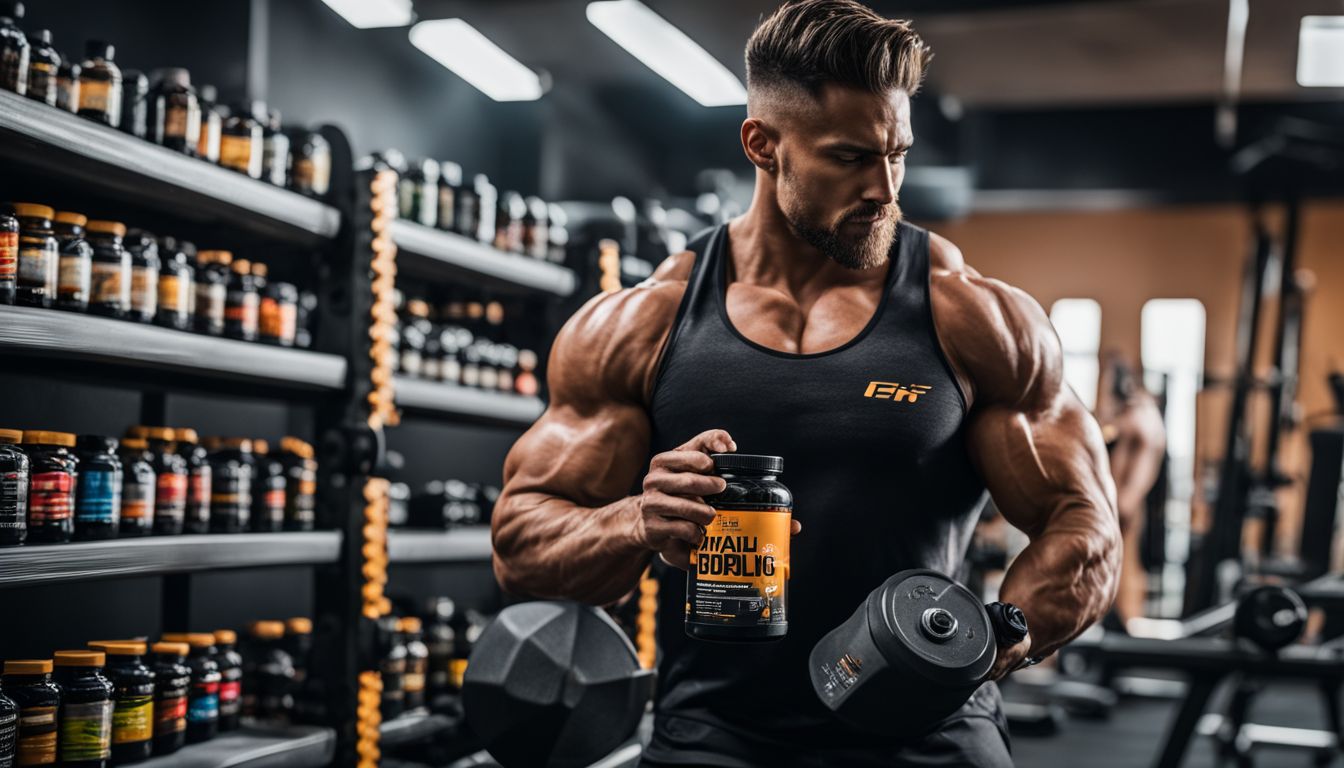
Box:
[453, 171, 479, 239]
[472, 174, 497, 245]
[22, 431, 77, 544]
[425, 598, 457, 697]
[278, 437, 316, 532]
[294, 290, 317, 349]
[400, 617, 429, 712]
[284, 618, 312, 700]
[25, 29, 56, 106]
[178, 635, 220, 744]
[0, 1, 28, 95]
[289, 131, 331, 198]
[77, 40, 122, 127]
[0, 429, 27, 546]
[52, 212, 92, 312]
[524, 196, 549, 259]
[147, 68, 199, 155]
[546, 202, 570, 264]
[249, 440, 285, 533]
[89, 643, 152, 765]
[2, 659, 59, 766]
[118, 69, 147, 139]
[241, 621, 293, 721]
[148, 642, 188, 757]
[206, 438, 253, 533]
[73, 435, 121, 541]
[0, 211, 16, 304]
[224, 258, 259, 342]
[85, 221, 131, 319]
[175, 428, 210, 535]
[437, 161, 462, 232]
[261, 110, 289, 187]
[211, 631, 242, 732]
[219, 101, 263, 179]
[154, 236, 192, 331]
[143, 428, 186, 536]
[195, 85, 222, 164]
[193, 250, 230, 336]
[52, 650, 113, 768]
[124, 230, 159, 324]
[12, 203, 58, 309]
[400, 159, 439, 227]
[55, 53, 77, 112]
[0, 685, 14, 767]
[397, 299, 431, 378]
[378, 616, 407, 721]
[258, 271, 297, 347]
[494, 191, 525, 253]
[116, 438, 155, 537]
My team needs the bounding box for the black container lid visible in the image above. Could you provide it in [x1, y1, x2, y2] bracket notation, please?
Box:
[84, 39, 115, 61]
[33, 29, 52, 45]
[0, 2, 23, 22]
[232, 100, 266, 122]
[152, 67, 192, 89]
[711, 453, 783, 475]
[77, 435, 119, 453]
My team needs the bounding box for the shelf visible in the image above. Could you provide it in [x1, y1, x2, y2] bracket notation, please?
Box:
[0, 91, 341, 246]
[395, 377, 544, 427]
[138, 724, 335, 768]
[388, 528, 492, 564]
[380, 711, 456, 746]
[0, 305, 347, 392]
[391, 220, 578, 296]
[0, 532, 342, 589]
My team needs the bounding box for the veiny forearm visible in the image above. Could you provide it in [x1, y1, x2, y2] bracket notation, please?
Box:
[492, 490, 653, 605]
[998, 500, 1121, 658]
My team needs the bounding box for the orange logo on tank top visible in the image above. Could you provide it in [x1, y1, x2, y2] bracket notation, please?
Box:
[863, 381, 932, 403]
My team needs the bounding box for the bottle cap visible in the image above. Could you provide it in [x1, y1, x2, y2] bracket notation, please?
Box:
[3, 660, 51, 675]
[398, 616, 422, 634]
[54, 650, 105, 667]
[231, 259, 252, 275]
[216, 437, 253, 452]
[33, 29, 52, 46]
[286, 617, 313, 635]
[406, 299, 429, 318]
[186, 633, 216, 649]
[213, 629, 237, 646]
[152, 642, 189, 657]
[198, 250, 233, 265]
[121, 437, 148, 450]
[252, 439, 269, 455]
[153, 67, 191, 89]
[251, 262, 268, 279]
[85, 220, 127, 237]
[143, 427, 175, 442]
[250, 621, 285, 640]
[89, 641, 146, 656]
[53, 211, 87, 227]
[76, 434, 118, 453]
[23, 431, 75, 447]
[440, 161, 462, 187]
[711, 453, 784, 475]
[0, 429, 21, 444]
[280, 436, 314, 459]
[10, 203, 55, 220]
[159, 633, 191, 643]
[0, 2, 24, 22]
[176, 428, 199, 444]
[84, 39, 115, 62]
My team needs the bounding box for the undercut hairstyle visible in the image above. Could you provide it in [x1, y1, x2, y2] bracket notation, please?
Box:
[746, 0, 932, 104]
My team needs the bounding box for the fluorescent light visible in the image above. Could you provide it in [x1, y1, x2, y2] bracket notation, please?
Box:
[587, 0, 746, 107]
[1298, 16, 1344, 87]
[319, 0, 413, 29]
[409, 19, 544, 102]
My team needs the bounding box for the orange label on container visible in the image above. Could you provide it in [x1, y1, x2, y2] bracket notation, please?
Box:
[17, 705, 57, 765]
[0, 231, 16, 281]
[687, 507, 791, 629]
[78, 80, 111, 114]
[218, 135, 254, 174]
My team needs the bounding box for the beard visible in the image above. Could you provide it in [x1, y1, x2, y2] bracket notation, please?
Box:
[780, 185, 901, 271]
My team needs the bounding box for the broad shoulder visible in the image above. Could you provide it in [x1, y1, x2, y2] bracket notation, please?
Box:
[549, 251, 692, 407]
[926, 231, 1063, 410]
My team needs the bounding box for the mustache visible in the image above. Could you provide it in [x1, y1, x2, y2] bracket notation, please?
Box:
[843, 202, 897, 222]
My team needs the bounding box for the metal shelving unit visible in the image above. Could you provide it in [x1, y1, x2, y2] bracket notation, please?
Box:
[387, 528, 492, 564]
[136, 725, 336, 768]
[395, 376, 544, 427]
[391, 219, 577, 296]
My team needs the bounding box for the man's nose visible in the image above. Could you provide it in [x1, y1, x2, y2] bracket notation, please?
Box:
[864, 161, 898, 206]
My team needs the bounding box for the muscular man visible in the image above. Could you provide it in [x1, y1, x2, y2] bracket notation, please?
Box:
[492, 2, 1120, 765]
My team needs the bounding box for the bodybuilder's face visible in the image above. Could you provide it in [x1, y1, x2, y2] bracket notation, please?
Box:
[774, 86, 911, 270]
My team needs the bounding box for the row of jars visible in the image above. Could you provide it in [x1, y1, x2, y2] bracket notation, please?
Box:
[0, 618, 313, 766]
[395, 295, 541, 397]
[0, 427, 318, 546]
[0, 9, 331, 196]
[0, 204, 312, 347]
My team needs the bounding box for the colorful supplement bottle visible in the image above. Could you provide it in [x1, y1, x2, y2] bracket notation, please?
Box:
[124, 230, 159, 324]
[153, 237, 192, 331]
[686, 454, 793, 642]
[0, 211, 16, 305]
[219, 102, 262, 179]
[117, 70, 147, 140]
[77, 41, 121, 127]
[148, 643, 188, 757]
[52, 650, 113, 768]
[224, 259, 258, 342]
[180, 635, 219, 743]
[0, 429, 27, 546]
[174, 429, 210, 534]
[0, 686, 15, 767]
[86, 644, 151, 765]
[12, 203, 58, 309]
[278, 437, 316, 532]
[3, 660, 59, 766]
[400, 617, 429, 712]
[206, 438, 252, 533]
[85, 221, 130, 319]
[21, 431, 77, 544]
[24, 29, 56, 106]
[258, 272, 297, 347]
[210, 632, 242, 732]
[147, 69, 199, 155]
[193, 250, 230, 336]
[249, 440, 285, 533]
[116, 438, 155, 537]
[241, 621, 292, 721]
[289, 131, 331, 197]
[73, 436, 121, 541]
[0, 2, 28, 96]
[143, 428, 186, 536]
[54, 54, 78, 113]
[52, 213, 92, 312]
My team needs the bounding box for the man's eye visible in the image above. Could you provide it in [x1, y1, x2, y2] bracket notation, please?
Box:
[836, 155, 862, 164]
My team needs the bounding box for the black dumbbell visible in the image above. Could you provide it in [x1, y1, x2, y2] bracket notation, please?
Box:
[1234, 585, 1307, 652]
[462, 602, 655, 768]
[809, 569, 1027, 737]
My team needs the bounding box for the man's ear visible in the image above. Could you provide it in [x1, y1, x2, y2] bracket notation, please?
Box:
[741, 118, 777, 174]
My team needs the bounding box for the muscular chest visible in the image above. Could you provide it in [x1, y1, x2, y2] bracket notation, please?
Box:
[724, 282, 884, 355]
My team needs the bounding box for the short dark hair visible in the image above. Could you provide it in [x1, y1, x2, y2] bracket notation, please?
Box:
[746, 0, 932, 99]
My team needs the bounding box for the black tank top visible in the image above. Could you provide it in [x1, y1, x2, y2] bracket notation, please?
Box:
[645, 221, 989, 766]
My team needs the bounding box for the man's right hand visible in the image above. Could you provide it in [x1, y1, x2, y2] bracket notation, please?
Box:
[637, 429, 736, 570]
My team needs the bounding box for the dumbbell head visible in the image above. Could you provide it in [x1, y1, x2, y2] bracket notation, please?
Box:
[463, 602, 655, 768]
[1234, 585, 1307, 652]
